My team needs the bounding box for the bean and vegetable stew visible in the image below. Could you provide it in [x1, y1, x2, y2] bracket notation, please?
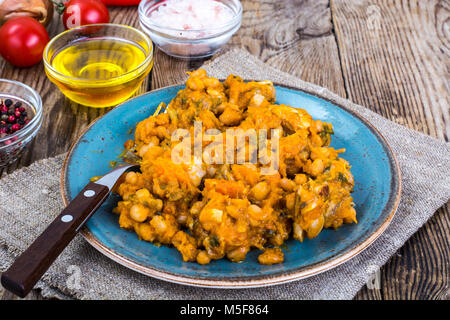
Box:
[113, 70, 356, 265]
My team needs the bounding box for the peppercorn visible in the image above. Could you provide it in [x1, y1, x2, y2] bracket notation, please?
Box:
[0, 98, 33, 137]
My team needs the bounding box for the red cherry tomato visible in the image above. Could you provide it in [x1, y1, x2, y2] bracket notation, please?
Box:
[0, 17, 50, 68]
[63, 0, 110, 30]
[100, 0, 141, 6]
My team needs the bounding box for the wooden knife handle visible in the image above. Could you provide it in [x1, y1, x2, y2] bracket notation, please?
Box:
[1, 182, 110, 298]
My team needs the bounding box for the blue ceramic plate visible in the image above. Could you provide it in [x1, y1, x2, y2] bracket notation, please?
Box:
[62, 84, 401, 288]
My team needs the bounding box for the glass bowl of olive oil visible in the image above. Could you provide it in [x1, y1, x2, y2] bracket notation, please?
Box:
[44, 24, 154, 108]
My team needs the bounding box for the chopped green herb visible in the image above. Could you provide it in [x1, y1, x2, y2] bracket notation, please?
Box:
[338, 172, 348, 183]
[159, 183, 167, 190]
[90, 176, 102, 182]
[324, 124, 334, 134]
[108, 160, 118, 168]
[319, 125, 334, 138]
[209, 235, 220, 247]
[264, 229, 276, 237]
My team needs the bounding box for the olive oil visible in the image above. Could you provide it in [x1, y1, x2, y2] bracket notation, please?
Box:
[48, 38, 152, 108]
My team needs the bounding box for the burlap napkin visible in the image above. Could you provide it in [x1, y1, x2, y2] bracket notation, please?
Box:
[1, 49, 449, 300]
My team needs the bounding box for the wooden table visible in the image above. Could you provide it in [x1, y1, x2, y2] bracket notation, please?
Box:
[1, 0, 448, 300]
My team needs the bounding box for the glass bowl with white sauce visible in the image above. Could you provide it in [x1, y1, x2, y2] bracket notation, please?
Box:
[139, 0, 242, 59]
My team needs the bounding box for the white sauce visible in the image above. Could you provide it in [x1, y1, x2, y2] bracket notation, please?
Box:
[149, 0, 235, 38]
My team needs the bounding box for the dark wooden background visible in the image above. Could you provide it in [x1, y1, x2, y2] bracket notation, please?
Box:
[0, 0, 448, 299]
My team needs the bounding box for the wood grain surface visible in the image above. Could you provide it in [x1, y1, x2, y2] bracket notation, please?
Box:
[1, 0, 448, 300]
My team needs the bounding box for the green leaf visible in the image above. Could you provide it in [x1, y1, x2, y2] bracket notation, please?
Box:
[338, 172, 348, 183]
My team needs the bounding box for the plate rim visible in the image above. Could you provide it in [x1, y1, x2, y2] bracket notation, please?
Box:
[60, 82, 402, 288]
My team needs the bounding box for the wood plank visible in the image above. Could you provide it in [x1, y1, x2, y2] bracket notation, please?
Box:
[380, 205, 449, 300]
[331, 0, 449, 299]
[229, 0, 346, 97]
[330, 0, 449, 140]
[354, 205, 450, 300]
[1, 0, 447, 300]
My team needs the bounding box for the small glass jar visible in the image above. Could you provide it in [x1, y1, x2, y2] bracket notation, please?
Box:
[0, 79, 43, 167]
